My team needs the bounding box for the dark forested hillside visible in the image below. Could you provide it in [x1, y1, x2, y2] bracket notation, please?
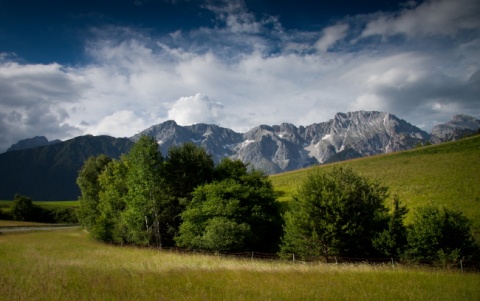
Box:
[0, 135, 133, 200]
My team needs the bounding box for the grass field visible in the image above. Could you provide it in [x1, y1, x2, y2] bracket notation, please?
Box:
[270, 136, 480, 233]
[0, 200, 79, 207]
[1, 228, 479, 301]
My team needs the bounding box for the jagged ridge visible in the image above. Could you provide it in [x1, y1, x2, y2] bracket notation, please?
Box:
[134, 111, 431, 174]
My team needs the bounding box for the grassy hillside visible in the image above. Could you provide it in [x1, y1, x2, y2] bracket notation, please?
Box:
[271, 136, 480, 233]
[1, 229, 479, 300]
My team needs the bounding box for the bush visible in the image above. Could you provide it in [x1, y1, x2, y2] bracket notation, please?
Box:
[280, 167, 390, 260]
[11, 195, 35, 221]
[405, 205, 479, 261]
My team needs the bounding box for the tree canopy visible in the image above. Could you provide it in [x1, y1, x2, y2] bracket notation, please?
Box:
[76, 140, 479, 262]
[175, 158, 282, 253]
[76, 155, 112, 229]
[405, 205, 479, 261]
[280, 167, 390, 260]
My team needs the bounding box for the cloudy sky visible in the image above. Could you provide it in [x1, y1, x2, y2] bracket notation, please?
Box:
[1, 0, 479, 152]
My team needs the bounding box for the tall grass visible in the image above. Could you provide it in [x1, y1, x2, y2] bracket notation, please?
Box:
[1, 229, 479, 300]
[271, 136, 480, 232]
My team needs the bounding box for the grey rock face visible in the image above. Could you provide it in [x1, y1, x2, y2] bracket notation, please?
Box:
[430, 115, 480, 143]
[133, 111, 430, 174]
[131, 120, 243, 163]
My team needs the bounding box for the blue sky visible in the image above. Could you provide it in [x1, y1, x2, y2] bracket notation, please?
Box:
[1, 0, 479, 152]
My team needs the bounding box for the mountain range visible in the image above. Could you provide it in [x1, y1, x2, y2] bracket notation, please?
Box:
[1, 111, 479, 200]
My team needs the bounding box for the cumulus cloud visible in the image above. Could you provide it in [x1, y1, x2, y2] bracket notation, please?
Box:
[85, 110, 151, 137]
[0, 0, 479, 152]
[167, 93, 224, 125]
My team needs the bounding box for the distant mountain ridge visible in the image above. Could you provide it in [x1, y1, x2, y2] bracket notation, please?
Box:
[430, 114, 480, 143]
[133, 111, 430, 173]
[1, 111, 479, 200]
[0, 135, 133, 200]
[6, 136, 61, 152]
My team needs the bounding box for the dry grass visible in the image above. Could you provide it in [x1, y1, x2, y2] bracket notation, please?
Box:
[1, 229, 479, 300]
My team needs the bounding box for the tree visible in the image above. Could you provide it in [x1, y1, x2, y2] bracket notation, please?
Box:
[77, 155, 112, 229]
[121, 136, 175, 248]
[164, 142, 214, 205]
[11, 194, 35, 221]
[373, 195, 408, 257]
[94, 159, 128, 242]
[280, 167, 390, 261]
[175, 159, 282, 253]
[405, 205, 479, 261]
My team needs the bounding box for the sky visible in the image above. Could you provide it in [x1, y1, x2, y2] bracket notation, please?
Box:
[1, 0, 479, 152]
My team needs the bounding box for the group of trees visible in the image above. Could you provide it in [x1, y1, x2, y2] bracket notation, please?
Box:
[280, 168, 479, 261]
[8, 194, 77, 224]
[78, 136, 479, 262]
[77, 136, 282, 252]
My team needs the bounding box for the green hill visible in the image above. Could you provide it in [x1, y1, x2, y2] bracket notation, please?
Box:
[270, 135, 480, 235]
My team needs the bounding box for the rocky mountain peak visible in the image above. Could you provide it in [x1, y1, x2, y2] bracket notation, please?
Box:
[430, 114, 480, 143]
[6, 110, 472, 176]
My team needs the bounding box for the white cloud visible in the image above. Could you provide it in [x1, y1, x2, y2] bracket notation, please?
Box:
[85, 110, 150, 137]
[0, 0, 479, 152]
[315, 23, 349, 52]
[167, 93, 224, 126]
[361, 0, 480, 38]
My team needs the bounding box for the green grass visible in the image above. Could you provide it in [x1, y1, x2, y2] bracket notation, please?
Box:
[271, 136, 480, 233]
[0, 200, 79, 207]
[1, 229, 479, 301]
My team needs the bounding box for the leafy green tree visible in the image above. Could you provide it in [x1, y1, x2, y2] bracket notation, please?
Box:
[405, 205, 479, 261]
[164, 142, 214, 205]
[94, 159, 128, 242]
[280, 167, 390, 261]
[176, 159, 282, 252]
[11, 194, 35, 221]
[213, 157, 249, 181]
[373, 195, 408, 257]
[77, 155, 112, 229]
[121, 136, 175, 248]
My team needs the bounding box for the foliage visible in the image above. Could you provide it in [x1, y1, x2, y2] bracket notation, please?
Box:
[94, 159, 128, 242]
[164, 142, 214, 205]
[11, 195, 35, 221]
[405, 205, 479, 261]
[176, 159, 283, 252]
[121, 135, 175, 248]
[373, 195, 408, 257]
[280, 167, 390, 260]
[77, 155, 112, 229]
[8, 195, 78, 223]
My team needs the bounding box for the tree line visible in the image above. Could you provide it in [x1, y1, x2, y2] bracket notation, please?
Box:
[3, 194, 77, 224]
[77, 136, 479, 262]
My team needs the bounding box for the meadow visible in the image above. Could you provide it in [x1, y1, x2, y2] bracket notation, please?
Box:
[271, 136, 480, 233]
[0, 200, 79, 207]
[1, 228, 479, 301]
